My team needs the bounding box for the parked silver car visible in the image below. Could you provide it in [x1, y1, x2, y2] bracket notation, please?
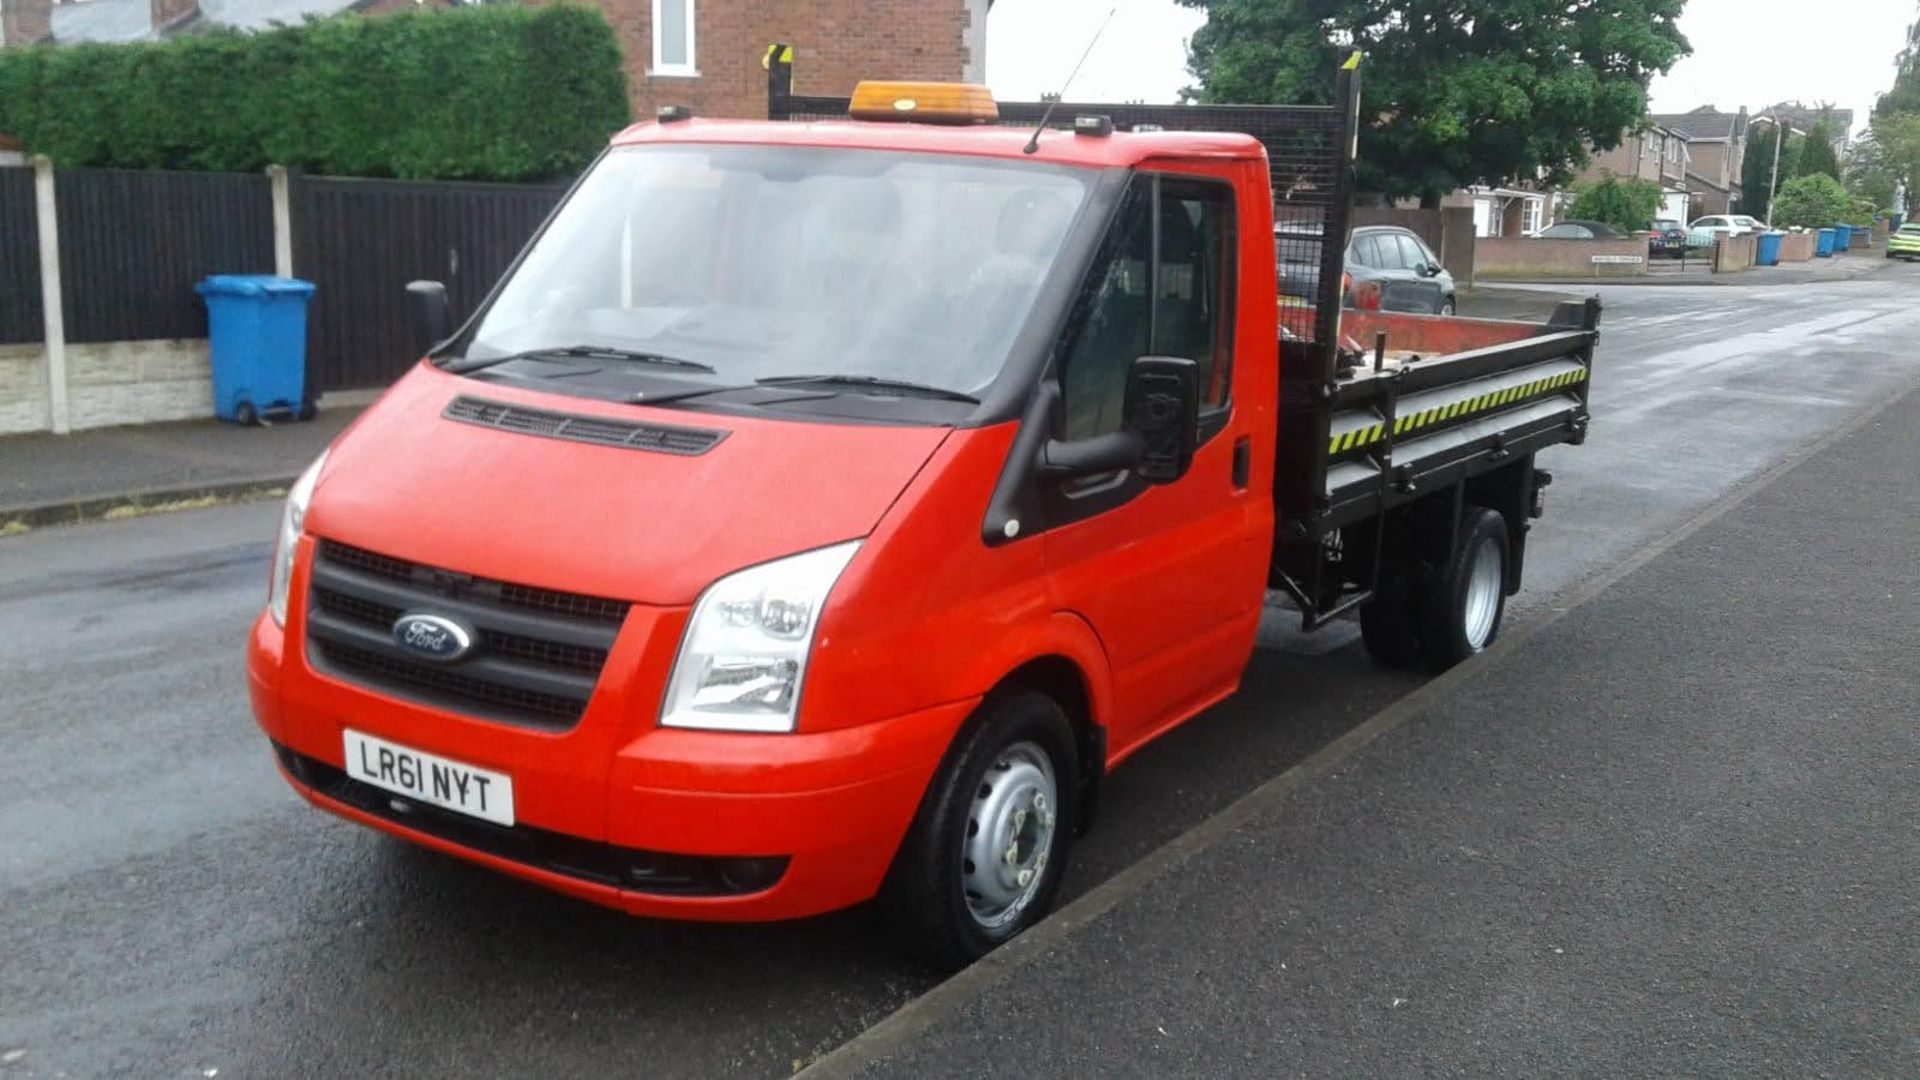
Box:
[1276, 223, 1457, 315]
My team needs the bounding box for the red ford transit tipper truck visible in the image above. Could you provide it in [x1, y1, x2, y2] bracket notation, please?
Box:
[249, 58, 1598, 967]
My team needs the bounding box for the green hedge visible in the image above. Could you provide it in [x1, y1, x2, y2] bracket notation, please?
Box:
[0, 5, 629, 181]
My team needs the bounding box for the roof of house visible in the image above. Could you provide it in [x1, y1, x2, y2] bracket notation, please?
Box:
[50, 0, 422, 44]
[1763, 101, 1853, 136]
[1651, 106, 1748, 143]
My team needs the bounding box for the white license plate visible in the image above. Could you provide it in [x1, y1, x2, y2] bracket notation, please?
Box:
[343, 729, 515, 827]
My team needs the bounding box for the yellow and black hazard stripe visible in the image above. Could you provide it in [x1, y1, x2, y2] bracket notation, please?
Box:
[1327, 367, 1588, 456]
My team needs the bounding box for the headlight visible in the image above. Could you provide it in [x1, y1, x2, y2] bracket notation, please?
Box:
[268, 450, 328, 627]
[660, 541, 862, 733]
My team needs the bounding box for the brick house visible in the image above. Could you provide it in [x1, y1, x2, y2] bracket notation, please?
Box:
[1569, 121, 1694, 224]
[1650, 106, 1750, 216]
[540, 0, 991, 120]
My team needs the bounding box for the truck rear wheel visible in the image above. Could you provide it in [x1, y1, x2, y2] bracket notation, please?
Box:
[880, 690, 1078, 971]
[1419, 507, 1510, 671]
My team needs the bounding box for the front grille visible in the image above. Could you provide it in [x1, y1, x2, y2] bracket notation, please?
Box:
[443, 395, 726, 457]
[304, 540, 629, 730]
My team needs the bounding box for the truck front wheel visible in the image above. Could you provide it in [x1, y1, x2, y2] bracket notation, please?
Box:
[880, 691, 1079, 970]
[1419, 507, 1510, 671]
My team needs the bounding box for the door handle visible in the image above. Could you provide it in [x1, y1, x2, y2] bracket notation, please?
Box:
[1231, 436, 1251, 489]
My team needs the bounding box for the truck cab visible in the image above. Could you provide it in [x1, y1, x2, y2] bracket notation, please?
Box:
[250, 72, 1596, 968]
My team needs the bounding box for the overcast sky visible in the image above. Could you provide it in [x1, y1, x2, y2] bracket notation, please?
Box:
[986, 0, 1916, 134]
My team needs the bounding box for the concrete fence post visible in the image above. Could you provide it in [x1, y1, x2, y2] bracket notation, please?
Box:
[31, 154, 70, 435]
[267, 164, 294, 278]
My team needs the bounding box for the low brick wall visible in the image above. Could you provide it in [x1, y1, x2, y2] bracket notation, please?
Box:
[1715, 233, 1756, 273]
[1473, 237, 1648, 280]
[0, 339, 211, 435]
[1778, 232, 1817, 262]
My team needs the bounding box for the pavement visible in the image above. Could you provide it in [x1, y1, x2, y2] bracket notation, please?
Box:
[0, 393, 372, 529]
[812, 379, 1920, 1078]
[1484, 247, 1896, 287]
[3, 265, 1920, 1078]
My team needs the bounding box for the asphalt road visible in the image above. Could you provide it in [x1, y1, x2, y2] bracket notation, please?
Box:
[3, 262, 1917, 1078]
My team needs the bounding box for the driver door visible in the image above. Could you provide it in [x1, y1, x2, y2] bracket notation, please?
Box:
[1042, 168, 1268, 755]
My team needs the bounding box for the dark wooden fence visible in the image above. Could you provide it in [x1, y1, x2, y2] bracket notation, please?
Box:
[56, 168, 276, 343]
[0, 167, 44, 345]
[294, 176, 565, 390]
[1, 165, 565, 390]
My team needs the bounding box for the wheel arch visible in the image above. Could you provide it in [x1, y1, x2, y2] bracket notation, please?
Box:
[956, 613, 1114, 834]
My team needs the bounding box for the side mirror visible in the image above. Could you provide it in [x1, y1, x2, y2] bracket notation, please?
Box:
[1417, 261, 1441, 278]
[1123, 355, 1200, 484]
[1039, 355, 1199, 485]
[406, 280, 452, 356]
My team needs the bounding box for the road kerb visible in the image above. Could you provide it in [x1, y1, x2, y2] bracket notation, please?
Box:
[0, 477, 295, 535]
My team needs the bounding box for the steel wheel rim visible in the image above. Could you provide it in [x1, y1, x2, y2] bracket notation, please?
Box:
[1462, 540, 1502, 649]
[962, 741, 1058, 930]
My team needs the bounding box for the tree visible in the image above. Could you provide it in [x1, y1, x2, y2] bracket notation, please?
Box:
[1873, 111, 1920, 208]
[1770, 174, 1857, 228]
[1792, 113, 1843, 181]
[1179, 0, 1691, 205]
[1845, 133, 1899, 212]
[1875, 4, 1920, 116]
[1565, 172, 1665, 232]
[1739, 125, 1782, 215]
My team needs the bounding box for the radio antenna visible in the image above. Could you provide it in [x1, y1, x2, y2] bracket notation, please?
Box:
[1023, 4, 1120, 154]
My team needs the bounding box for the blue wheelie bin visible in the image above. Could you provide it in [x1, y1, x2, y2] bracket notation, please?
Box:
[1815, 228, 1836, 257]
[195, 275, 317, 425]
[1755, 231, 1783, 266]
[1831, 225, 1851, 252]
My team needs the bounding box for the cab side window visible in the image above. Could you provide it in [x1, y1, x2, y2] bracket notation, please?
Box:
[1057, 175, 1236, 442]
[1158, 179, 1236, 410]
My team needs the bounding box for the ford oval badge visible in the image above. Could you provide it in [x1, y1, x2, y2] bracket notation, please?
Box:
[392, 613, 474, 662]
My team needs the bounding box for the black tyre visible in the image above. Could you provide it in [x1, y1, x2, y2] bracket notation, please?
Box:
[881, 690, 1078, 971]
[1417, 507, 1510, 672]
[1439, 296, 1457, 317]
[1359, 566, 1422, 669]
[297, 399, 319, 422]
[234, 400, 259, 426]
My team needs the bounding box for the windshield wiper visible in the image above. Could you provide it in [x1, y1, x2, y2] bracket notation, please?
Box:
[443, 345, 715, 375]
[755, 374, 979, 403]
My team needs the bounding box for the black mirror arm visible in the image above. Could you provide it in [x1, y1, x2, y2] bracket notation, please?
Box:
[1037, 431, 1144, 479]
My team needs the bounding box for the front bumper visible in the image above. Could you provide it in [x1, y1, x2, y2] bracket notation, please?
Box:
[1887, 239, 1920, 256]
[250, 588, 971, 922]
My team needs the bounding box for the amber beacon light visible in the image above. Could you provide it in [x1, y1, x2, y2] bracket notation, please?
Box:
[848, 81, 999, 125]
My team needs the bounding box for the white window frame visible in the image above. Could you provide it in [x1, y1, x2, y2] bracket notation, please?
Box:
[651, 0, 698, 78]
[1520, 198, 1542, 237]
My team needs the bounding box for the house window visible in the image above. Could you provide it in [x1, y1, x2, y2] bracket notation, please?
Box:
[1520, 198, 1541, 236]
[652, 0, 696, 76]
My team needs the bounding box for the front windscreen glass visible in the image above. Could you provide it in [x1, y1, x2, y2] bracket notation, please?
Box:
[463, 145, 1093, 402]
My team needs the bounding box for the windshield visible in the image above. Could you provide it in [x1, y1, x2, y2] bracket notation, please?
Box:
[463, 145, 1093, 400]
